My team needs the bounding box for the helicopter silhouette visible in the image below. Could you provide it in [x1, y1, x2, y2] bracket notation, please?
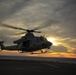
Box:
[0, 23, 52, 54]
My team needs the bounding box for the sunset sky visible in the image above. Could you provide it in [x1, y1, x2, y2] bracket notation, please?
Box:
[0, 0, 76, 58]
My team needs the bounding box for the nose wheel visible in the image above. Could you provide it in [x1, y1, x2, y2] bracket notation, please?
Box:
[41, 50, 43, 53]
[40, 49, 47, 53]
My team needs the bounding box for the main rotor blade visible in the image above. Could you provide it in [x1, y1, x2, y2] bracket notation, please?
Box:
[33, 23, 49, 30]
[33, 30, 41, 33]
[10, 32, 26, 35]
[0, 23, 27, 31]
[33, 25, 46, 30]
[33, 20, 58, 30]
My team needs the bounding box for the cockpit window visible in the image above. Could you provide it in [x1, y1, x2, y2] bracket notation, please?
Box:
[36, 36, 47, 42]
[40, 36, 47, 41]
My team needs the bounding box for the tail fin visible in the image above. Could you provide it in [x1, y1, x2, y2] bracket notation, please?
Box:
[0, 41, 4, 50]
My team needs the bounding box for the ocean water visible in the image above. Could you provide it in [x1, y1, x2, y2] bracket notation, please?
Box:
[0, 56, 76, 64]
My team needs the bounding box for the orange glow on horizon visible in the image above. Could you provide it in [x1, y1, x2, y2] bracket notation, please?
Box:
[1, 51, 76, 58]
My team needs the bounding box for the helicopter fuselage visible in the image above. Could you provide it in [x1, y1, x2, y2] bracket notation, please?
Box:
[0, 36, 52, 53]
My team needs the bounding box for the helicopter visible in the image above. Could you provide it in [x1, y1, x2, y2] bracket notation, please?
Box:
[0, 23, 52, 54]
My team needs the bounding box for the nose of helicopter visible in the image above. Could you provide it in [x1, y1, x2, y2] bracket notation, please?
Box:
[48, 41, 52, 46]
[47, 41, 52, 49]
[42, 41, 52, 49]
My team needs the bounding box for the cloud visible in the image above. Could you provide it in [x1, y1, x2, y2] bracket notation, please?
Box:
[56, 0, 76, 38]
[51, 45, 67, 52]
[72, 50, 76, 54]
[0, 0, 76, 56]
[0, 0, 31, 21]
[0, 0, 76, 38]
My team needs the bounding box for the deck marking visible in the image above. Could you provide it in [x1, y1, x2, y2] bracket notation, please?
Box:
[44, 62, 59, 68]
